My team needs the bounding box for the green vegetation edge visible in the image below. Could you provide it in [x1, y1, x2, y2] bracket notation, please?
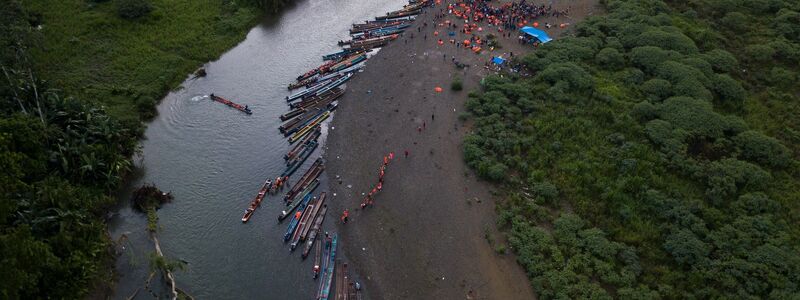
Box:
[0, 0, 286, 298]
[464, 0, 800, 298]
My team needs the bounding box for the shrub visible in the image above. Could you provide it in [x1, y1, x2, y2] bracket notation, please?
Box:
[634, 28, 699, 54]
[596, 47, 625, 70]
[720, 12, 748, 32]
[663, 229, 710, 266]
[702, 49, 738, 72]
[451, 77, 463, 91]
[774, 9, 800, 41]
[658, 97, 731, 138]
[733, 130, 791, 168]
[629, 46, 683, 73]
[710, 74, 745, 107]
[531, 180, 559, 203]
[631, 101, 659, 122]
[744, 44, 776, 62]
[537, 62, 594, 92]
[117, 0, 152, 19]
[641, 78, 672, 101]
[767, 67, 796, 87]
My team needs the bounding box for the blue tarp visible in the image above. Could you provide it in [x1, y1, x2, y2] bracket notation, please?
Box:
[492, 56, 506, 65]
[520, 26, 552, 43]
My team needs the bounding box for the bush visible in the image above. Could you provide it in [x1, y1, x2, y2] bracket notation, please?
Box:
[629, 46, 683, 74]
[641, 78, 673, 101]
[767, 67, 796, 87]
[451, 77, 463, 91]
[710, 74, 745, 107]
[720, 12, 748, 31]
[117, 0, 152, 19]
[733, 130, 791, 168]
[744, 44, 776, 62]
[596, 47, 625, 70]
[634, 28, 699, 54]
[702, 49, 738, 73]
[774, 9, 800, 41]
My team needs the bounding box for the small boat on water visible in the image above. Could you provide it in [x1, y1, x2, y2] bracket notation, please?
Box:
[313, 236, 322, 277]
[286, 76, 340, 102]
[310, 73, 353, 99]
[317, 234, 338, 300]
[322, 48, 365, 61]
[291, 192, 326, 250]
[290, 88, 345, 109]
[287, 74, 320, 90]
[318, 62, 365, 82]
[283, 158, 324, 201]
[281, 140, 318, 178]
[302, 205, 328, 259]
[296, 60, 339, 81]
[279, 179, 320, 221]
[375, 8, 420, 20]
[352, 25, 409, 40]
[241, 179, 272, 223]
[351, 20, 410, 33]
[209, 94, 252, 115]
[285, 126, 321, 160]
[280, 91, 339, 122]
[289, 111, 331, 143]
[283, 193, 313, 241]
[346, 34, 398, 50]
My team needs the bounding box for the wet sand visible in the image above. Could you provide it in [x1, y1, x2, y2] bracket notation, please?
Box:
[325, 1, 600, 298]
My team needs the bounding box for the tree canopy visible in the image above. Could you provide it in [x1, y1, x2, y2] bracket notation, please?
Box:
[465, 0, 800, 298]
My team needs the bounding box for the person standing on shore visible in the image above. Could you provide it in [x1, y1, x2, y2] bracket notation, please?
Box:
[341, 209, 349, 224]
[405, 149, 409, 158]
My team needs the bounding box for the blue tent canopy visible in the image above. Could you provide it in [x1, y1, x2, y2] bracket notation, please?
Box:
[492, 56, 506, 65]
[520, 26, 552, 43]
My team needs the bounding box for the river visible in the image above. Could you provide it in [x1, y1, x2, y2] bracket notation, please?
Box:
[108, 0, 406, 298]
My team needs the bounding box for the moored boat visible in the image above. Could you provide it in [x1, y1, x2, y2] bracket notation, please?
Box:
[283, 193, 313, 241]
[281, 140, 318, 178]
[279, 179, 320, 221]
[302, 205, 328, 259]
[317, 234, 338, 300]
[285, 126, 321, 160]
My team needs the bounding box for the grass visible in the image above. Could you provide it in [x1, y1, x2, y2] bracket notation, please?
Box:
[23, 0, 261, 122]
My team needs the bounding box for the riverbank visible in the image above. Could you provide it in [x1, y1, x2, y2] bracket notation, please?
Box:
[6, 1, 262, 298]
[23, 0, 263, 124]
[325, 0, 600, 298]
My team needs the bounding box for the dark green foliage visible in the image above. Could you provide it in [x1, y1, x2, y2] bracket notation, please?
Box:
[451, 77, 463, 91]
[628, 46, 682, 73]
[596, 47, 624, 70]
[117, 0, 152, 19]
[710, 74, 745, 106]
[733, 130, 791, 168]
[0, 0, 284, 297]
[701, 49, 738, 73]
[640, 78, 672, 101]
[744, 44, 776, 62]
[464, 0, 800, 297]
[774, 9, 800, 41]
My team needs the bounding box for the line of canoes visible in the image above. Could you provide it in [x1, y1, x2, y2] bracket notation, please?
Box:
[237, 2, 428, 298]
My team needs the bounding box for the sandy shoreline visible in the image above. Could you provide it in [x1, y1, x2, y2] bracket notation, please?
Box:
[325, 1, 599, 298]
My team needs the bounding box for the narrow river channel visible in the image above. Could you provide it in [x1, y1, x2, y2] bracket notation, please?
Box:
[108, 0, 406, 298]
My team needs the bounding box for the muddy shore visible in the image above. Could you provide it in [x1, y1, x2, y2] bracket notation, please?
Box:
[325, 1, 600, 298]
